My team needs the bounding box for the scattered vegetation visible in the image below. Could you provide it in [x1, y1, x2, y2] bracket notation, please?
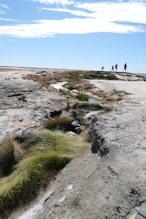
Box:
[0, 130, 89, 217]
[45, 116, 74, 131]
[71, 109, 85, 124]
[0, 69, 119, 218]
[0, 139, 16, 177]
[72, 101, 104, 111]
[59, 89, 75, 98]
[76, 93, 89, 101]
[68, 71, 82, 82]
[66, 85, 76, 91]
[59, 89, 68, 95]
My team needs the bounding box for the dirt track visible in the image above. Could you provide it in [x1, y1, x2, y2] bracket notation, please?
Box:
[13, 80, 146, 219]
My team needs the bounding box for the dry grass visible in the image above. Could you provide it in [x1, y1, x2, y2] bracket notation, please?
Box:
[72, 101, 104, 111]
[45, 117, 74, 131]
[0, 130, 89, 217]
[76, 93, 89, 101]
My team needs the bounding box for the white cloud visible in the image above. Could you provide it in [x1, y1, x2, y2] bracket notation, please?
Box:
[0, 4, 12, 11]
[0, 0, 145, 38]
[0, 18, 143, 38]
[40, 7, 90, 17]
[0, 18, 19, 22]
[0, 10, 6, 14]
[32, 0, 74, 5]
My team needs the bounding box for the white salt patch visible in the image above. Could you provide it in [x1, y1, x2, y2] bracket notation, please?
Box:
[67, 184, 73, 191]
[58, 196, 66, 203]
[18, 189, 54, 219]
[50, 82, 67, 91]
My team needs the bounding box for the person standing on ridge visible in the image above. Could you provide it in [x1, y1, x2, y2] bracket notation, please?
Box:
[115, 64, 118, 72]
[112, 65, 114, 71]
[101, 66, 104, 71]
[124, 63, 127, 72]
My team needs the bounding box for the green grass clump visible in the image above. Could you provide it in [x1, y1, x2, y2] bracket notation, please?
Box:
[59, 89, 68, 95]
[45, 117, 74, 131]
[76, 93, 89, 101]
[0, 139, 16, 177]
[72, 101, 104, 111]
[67, 85, 75, 91]
[0, 130, 89, 217]
[71, 109, 84, 124]
[68, 72, 81, 82]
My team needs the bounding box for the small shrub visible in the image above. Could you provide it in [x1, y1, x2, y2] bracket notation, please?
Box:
[0, 139, 16, 177]
[14, 133, 41, 149]
[83, 75, 93, 79]
[72, 102, 104, 111]
[68, 72, 81, 82]
[67, 85, 75, 91]
[71, 109, 78, 119]
[71, 110, 84, 124]
[59, 89, 68, 95]
[45, 117, 74, 131]
[76, 93, 89, 101]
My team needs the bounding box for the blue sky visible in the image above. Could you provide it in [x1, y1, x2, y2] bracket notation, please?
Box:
[0, 0, 146, 73]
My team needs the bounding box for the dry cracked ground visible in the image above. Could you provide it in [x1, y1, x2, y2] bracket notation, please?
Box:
[1, 68, 146, 219]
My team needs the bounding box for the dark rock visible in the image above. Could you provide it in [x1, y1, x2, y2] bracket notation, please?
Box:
[50, 110, 62, 118]
[91, 119, 109, 156]
[8, 93, 23, 97]
[18, 95, 26, 101]
[74, 125, 85, 134]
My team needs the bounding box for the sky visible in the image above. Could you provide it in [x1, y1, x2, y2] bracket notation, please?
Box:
[0, 0, 146, 73]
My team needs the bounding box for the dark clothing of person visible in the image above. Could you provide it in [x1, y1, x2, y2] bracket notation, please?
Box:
[115, 64, 118, 71]
[124, 63, 127, 71]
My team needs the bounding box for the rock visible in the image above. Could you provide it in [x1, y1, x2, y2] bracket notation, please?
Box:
[71, 120, 80, 127]
[66, 131, 76, 136]
[50, 110, 62, 118]
[91, 119, 109, 156]
[8, 93, 23, 97]
[74, 125, 85, 134]
[18, 95, 26, 101]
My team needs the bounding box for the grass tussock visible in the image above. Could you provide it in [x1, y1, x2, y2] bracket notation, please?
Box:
[71, 109, 84, 124]
[72, 101, 104, 111]
[45, 116, 74, 131]
[76, 93, 89, 101]
[0, 138, 16, 177]
[66, 85, 75, 91]
[0, 130, 89, 217]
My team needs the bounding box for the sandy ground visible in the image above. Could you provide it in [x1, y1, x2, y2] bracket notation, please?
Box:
[9, 79, 146, 219]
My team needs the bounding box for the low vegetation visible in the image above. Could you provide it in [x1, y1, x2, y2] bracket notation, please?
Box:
[72, 101, 104, 111]
[71, 109, 85, 124]
[0, 130, 89, 217]
[45, 116, 74, 131]
[76, 93, 89, 101]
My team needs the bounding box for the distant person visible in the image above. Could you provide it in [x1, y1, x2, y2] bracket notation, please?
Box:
[101, 66, 104, 71]
[115, 64, 118, 72]
[111, 65, 114, 71]
[123, 63, 127, 72]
